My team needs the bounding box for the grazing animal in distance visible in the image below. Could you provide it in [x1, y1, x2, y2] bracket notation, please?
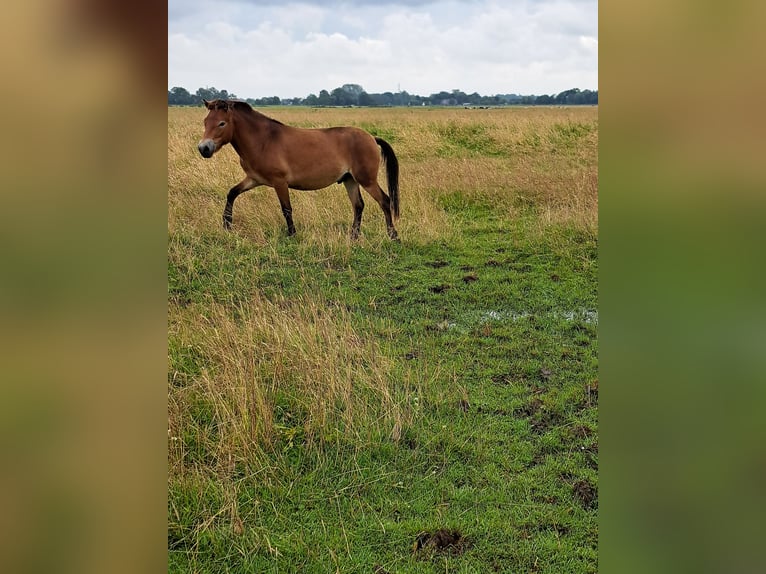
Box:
[197, 99, 400, 239]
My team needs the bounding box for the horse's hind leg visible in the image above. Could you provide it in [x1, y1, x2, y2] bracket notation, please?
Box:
[360, 180, 398, 240]
[223, 177, 257, 229]
[273, 182, 296, 236]
[342, 177, 364, 239]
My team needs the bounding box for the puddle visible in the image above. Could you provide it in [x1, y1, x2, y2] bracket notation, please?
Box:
[444, 308, 597, 332]
[558, 309, 599, 324]
[480, 310, 504, 321]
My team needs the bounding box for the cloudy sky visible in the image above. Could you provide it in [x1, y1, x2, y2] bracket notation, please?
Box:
[168, 0, 597, 99]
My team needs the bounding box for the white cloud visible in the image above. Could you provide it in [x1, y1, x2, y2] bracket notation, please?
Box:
[579, 35, 599, 52]
[168, 0, 598, 98]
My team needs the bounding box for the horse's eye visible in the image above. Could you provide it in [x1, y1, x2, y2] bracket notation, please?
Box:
[218, 121, 226, 128]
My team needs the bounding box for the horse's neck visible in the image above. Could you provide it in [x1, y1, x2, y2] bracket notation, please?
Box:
[231, 110, 271, 153]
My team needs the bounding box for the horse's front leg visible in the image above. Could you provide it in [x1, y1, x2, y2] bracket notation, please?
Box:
[223, 177, 257, 229]
[273, 182, 296, 236]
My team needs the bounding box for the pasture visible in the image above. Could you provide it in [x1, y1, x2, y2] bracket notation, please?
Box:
[168, 105, 598, 572]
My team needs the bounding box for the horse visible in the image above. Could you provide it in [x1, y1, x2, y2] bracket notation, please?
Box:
[197, 99, 400, 240]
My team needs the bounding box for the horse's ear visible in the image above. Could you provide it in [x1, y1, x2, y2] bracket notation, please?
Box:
[202, 99, 209, 108]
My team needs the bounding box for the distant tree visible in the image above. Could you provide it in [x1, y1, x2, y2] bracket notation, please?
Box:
[451, 88, 467, 104]
[379, 92, 395, 106]
[168, 86, 196, 106]
[341, 84, 364, 97]
[194, 87, 236, 102]
[367, 92, 386, 106]
[505, 94, 524, 104]
[498, 93, 522, 104]
[167, 85, 596, 107]
[246, 96, 281, 106]
[430, 91, 450, 105]
[317, 89, 332, 106]
[552, 88, 597, 105]
[391, 90, 412, 106]
[357, 91, 374, 107]
[479, 94, 502, 106]
[331, 87, 356, 106]
[555, 88, 581, 105]
[195, 87, 217, 101]
[580, 89, 598, 104]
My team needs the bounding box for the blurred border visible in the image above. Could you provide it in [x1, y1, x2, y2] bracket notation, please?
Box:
[601, 1, 766, 572]
[0, 1, 167, 573]
[2, 0, 766, 572]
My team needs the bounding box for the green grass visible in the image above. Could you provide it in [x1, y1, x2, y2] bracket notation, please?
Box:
[356, 122, 401, 144]
[434, 121, 506, 157]
[168, 210, 597, 573]
[168, 105, 597, 573]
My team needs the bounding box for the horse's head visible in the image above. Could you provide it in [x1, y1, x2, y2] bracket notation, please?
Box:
[198, 99, 236, 158]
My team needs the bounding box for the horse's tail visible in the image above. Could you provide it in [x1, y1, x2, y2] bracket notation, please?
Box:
[375, 137, 400, 221]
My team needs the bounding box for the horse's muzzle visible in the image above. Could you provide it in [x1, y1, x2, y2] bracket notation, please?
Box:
[198, 140, 216, 158]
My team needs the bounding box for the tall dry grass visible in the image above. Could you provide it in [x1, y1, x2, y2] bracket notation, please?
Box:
[169, 293, 410, 480]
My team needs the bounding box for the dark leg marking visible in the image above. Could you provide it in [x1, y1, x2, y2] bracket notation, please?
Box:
[361, 180, 398, 240]
[343, 177, 365, 239]
[223, 178, 257, 229]
[273, 183, 296, 236]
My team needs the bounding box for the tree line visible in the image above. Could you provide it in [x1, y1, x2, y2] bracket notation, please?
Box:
[169, 84, 597, 107]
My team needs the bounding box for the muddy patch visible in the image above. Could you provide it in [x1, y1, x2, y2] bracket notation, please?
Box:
[572, 480, 597, 509]
[426, 260, 449, 268]
[517, 397, 543, 418]
[566, 424, 594, 439]
[413, 529, 470, 557]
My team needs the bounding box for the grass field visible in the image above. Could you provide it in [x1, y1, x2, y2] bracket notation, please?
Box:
[168, 105, 598, 573]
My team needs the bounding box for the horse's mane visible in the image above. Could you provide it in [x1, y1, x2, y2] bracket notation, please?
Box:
[206, 99, 284, 126]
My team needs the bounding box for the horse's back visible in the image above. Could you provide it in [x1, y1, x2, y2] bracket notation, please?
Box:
[285, 125, 379, 168]
[298, 125, 377, 151]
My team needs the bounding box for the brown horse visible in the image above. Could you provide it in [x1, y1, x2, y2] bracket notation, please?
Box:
[197, 99, 400, 239]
